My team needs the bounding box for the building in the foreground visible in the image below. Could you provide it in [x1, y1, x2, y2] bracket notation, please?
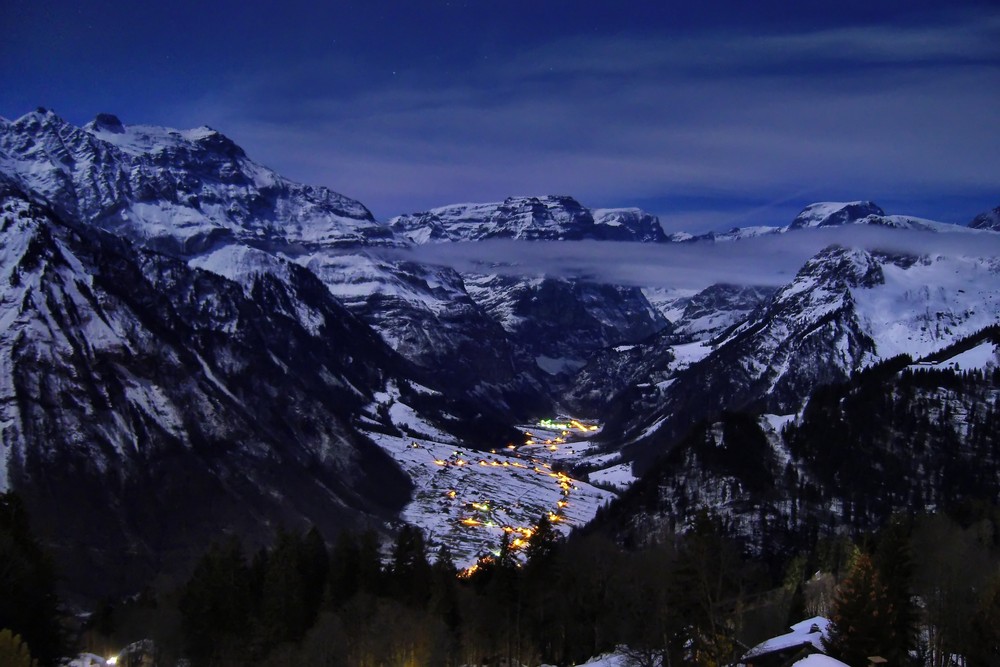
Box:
[740, 617, 832, 667]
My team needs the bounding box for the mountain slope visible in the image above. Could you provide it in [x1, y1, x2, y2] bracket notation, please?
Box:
[610, 244, 1000, 468]
[0, 177, 415, 598]
[389, 195, 668, 243]
[597, 343, 1000, 553]
[0, 109, 392, 253]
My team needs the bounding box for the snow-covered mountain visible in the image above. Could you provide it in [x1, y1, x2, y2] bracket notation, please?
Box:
[788, 201, 885, 229]
[3, 108, 999, 600]
[670, 200, 982, 243]
[389, 195, 669, 243]
[0, 110, 670, 595]
[610, 244, 1000, 468]
[970, 205, 1000, 231]
[0, 174, 419, 598]
[0, 109, 394, 253]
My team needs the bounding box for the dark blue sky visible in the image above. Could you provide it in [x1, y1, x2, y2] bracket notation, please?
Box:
[4, 1, 998, 230]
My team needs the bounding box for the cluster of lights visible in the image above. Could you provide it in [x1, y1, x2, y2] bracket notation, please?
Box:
[431, 416, 600, 579]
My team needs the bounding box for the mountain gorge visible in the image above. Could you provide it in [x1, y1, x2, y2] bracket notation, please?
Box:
[2, 109, 999, 601]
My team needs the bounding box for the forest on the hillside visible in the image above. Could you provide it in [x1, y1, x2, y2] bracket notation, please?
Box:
[4, 359, 1000, 666]
[4, 490, 1000, 667]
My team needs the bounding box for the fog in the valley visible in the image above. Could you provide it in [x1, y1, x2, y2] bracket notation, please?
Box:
[378, 226, 1000, 291]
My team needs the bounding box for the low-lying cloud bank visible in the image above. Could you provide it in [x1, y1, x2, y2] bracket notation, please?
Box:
[375, 226, 1000, 291]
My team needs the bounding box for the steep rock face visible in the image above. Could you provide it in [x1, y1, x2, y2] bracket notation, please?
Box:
[0, 109, 393, 253]
[464, 275, 668, 378]
[301, 253, 550, 416]
[970, 205, 1000, 231]
[669, 283, 776, 342]
[0, 181, 412, 598]
[389, 195, 667, 243]
[562, 330, 676, 414]
[565, 284, 774, 413]
[788, 201, 886, 229]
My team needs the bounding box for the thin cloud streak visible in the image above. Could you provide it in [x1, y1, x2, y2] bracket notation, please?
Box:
[179, 10, 1000, 226]
[375, 227, 1000, 292]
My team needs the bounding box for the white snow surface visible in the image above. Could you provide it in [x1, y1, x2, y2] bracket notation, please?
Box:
[743, 616, 830, 660]
[66, 654, 112, 667]
[361, 387, 615, 567]
[791, 655, 851, 667]
[853, 254, 1000, 361]
[587, 463, 637, 489]
[793, 202, 874, 228]
[914, 340, 1000, 371]
[570, 652, 637, 667]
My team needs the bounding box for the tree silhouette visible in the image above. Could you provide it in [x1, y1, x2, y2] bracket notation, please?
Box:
[824, 551, 897, 666]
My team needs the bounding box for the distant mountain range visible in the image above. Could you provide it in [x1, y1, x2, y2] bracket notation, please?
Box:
[2, 108, 997, 599]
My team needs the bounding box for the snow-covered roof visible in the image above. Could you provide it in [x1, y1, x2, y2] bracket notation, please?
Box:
[743, 616, 830, 660]
[792, 654, 851, 667]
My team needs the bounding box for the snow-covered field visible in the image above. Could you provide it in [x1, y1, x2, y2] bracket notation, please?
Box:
[361, 386, 616, 567]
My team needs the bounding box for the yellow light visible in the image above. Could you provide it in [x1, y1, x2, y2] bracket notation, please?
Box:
[549, 445, 558, 451]
[446, 490, 457, 499]
[434, 460, 447, 466]
[461, 517, 481, 526]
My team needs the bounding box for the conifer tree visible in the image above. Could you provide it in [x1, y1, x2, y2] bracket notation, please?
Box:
[300, 526, 329, 626]
[178, 538, 253, 664]
[326, 529, 361, 608]
[389, 524, 432, 608]
[824, 552, 897, 667]
[967, 574, 1000, 667]
[258, 530, 309, 646]
[525, 514, 559, 566]
[874, 517, 918, 665]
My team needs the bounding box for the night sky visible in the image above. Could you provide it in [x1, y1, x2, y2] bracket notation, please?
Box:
[3, 0, 998, 231]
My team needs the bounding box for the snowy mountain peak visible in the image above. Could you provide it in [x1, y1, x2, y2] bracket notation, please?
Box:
[788, 201, 885, 229]
[969, 205, 1000, 231]
[89, 113, 125, 134]
[389, 195, 665, 243]
[0, 109, 392, 253]
[804, 245, 884, 284]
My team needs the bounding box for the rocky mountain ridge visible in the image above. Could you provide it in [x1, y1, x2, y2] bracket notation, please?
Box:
[2, 108, 998, 600]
